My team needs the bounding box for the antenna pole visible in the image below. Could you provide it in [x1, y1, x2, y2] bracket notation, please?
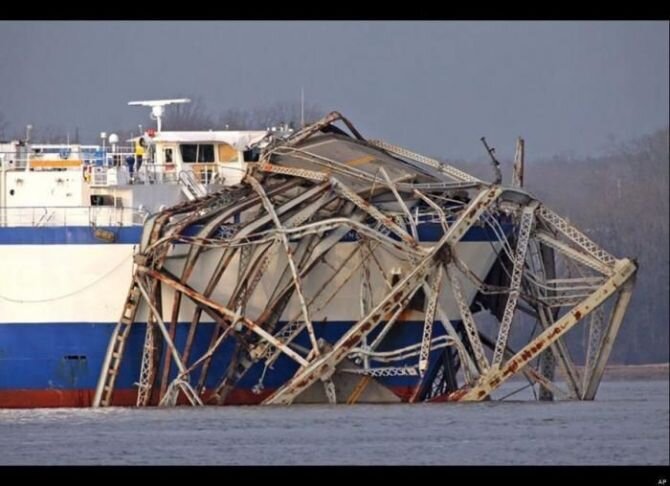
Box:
[480, 136, 502, 185]
[301, 87, 305, 128]
[513, 137, 525, 188]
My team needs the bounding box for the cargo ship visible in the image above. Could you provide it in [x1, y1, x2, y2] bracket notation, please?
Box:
[0, 100, 636, 408]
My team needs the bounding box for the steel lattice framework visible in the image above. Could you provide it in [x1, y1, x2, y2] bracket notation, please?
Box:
[93, 112, 637, 407]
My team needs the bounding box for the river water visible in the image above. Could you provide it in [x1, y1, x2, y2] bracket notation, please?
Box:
[0, 380, 667, 465]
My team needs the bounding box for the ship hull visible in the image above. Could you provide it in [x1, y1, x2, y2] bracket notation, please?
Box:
[0, 224, 504, 408]
[0, 320, 457, 407]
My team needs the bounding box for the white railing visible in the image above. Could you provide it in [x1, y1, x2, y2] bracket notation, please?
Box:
[0, 206, 149, 227]
[1, 150, 233, 187]
[0, 147, 138, 171]
[134, 163, 180, 185]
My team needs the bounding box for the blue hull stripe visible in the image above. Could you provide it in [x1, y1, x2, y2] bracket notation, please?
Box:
[0, 321, 454, 391]
[0, 226, 143, 245]
[0, 222, 510, 245]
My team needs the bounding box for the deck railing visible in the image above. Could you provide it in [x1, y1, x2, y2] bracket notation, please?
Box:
[0, 205, 148, 227]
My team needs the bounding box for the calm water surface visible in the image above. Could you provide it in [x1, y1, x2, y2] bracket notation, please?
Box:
[0, 380, 667, 465]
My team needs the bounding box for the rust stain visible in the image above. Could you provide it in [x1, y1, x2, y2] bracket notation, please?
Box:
[345, 155, 376, 167]
[505, 360, 520, 376]
[447, 388, 469, 401]
[343, 335, 360, 347]
[548, 327, 562, 338]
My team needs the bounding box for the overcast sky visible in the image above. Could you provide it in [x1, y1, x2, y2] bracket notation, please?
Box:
[0, 21, 667, 161]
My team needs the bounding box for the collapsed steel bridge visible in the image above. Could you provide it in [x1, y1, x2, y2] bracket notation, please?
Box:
[93, 112, 637, 407]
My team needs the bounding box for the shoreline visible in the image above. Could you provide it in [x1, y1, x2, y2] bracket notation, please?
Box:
[507, 363, 669, 382]
[595, 363, 669, 381]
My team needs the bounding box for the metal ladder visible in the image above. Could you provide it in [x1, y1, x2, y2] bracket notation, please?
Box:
[92, 280, 143, 407]
[93, 212, 166, 408]
[93, 195, 224, 407]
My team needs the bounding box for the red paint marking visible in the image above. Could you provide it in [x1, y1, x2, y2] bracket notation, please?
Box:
[0, 385, 419, 408]
[434, 388, 469, 402]
[0, 389, 135, 408]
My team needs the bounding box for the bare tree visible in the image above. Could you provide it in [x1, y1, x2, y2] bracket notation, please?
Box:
[218, 102, 324, 130]
[27, 125, 69, 144]
[162, 96, 214, 131]
[0, 110, 8, 140]
[159, 96, 325, 131]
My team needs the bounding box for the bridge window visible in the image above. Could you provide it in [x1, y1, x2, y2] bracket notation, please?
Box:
[180, 144, 215, 163]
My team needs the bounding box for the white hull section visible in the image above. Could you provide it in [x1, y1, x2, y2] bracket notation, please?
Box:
[0, 240, 499, 325]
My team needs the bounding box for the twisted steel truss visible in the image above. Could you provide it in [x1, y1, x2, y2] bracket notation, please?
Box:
[93, 112, 637, 407]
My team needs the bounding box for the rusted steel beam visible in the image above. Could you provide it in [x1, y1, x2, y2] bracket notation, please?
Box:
[190, 184, 325, 389]
[263, 187, 502, 405]
[278, 111, 362, 148]
[447, 258, 637, 401]
[138, 266, 310, 367]
[95, 109, 638, 409]
[534, 230, 614, 277]
[136, 277, 204, 407]
[448, 264, 490, 375]
[413, 189, 449, 235]
[158, 187, 295, 397]
[248, 177, 321, 357]
[409, 266, 444, 403]
[419, 266, 444, 376]
[94, 204, 177, 407]
[367, 139, 482, 184]
[178, 185, 324, 390]
[330, 178, 419, 249]
[271, 147, 382, 185]
[262, 258, 432, 405]
[491, 202, 537, 368]
[261, 241, 375, 366]
[136, 279, 163, 406]
[537, 205, 617, 267]
[582, 276, 636, 399]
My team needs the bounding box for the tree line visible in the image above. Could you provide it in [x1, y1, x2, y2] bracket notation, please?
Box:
[0, 97, 325, 143]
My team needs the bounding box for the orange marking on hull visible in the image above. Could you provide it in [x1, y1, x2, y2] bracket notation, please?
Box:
[29, 159, 82, 169]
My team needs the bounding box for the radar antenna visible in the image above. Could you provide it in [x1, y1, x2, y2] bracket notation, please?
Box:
[128, 98, 191, 132]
